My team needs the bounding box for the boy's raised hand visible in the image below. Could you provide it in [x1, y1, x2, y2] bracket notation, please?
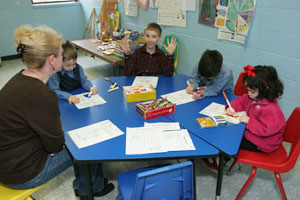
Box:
[120, 37, 131, 55]
[163, 37, 177, 56]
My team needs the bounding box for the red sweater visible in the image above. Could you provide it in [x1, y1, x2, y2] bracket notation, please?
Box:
[230, 94, 286, 152]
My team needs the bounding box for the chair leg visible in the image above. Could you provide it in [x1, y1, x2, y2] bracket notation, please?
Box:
[227, 159, 237, 175]
[235, 167, 257, 200]
[274, 172, 287, 200]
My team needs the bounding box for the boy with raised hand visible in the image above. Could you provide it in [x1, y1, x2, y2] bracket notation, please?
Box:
[186, 49, 234, 99]
[121, 23, 177, 76]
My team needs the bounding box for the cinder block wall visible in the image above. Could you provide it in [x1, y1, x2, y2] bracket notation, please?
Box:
[115, 0, 300, 118]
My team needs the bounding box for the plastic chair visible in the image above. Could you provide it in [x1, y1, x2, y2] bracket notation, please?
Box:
[234, 72, 248, 96]
[161, 35, 179, 74]
[0, 183, 45, 200]
[116, 161, 193, 200]
[227, 107, 300, 200]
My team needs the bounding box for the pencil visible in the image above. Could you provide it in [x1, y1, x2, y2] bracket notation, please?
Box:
[222, 91, 233, 110]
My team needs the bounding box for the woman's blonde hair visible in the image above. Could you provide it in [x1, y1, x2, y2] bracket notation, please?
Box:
[13, 25, 62, 69]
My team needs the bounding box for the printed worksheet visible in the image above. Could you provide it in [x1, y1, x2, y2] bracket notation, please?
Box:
[157, 0, 186, 27]
[199, 102, 226, 116]
[126, 128, 166, 155]
[144, 122, 180, 130]
[68, 120, 124, 149]
[132, 76, 158, 88]
[123, 0, 138, 17]
[125, 127, 195, 155]
[199, 102, 246, 124]
[74, 92, 106, 109]
[161, 89, 199, 105]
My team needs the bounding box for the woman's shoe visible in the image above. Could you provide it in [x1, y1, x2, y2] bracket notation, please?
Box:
[77, 183, 114, 200]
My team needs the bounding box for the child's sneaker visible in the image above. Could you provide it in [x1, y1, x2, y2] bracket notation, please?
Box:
[202, 158, 219, 173]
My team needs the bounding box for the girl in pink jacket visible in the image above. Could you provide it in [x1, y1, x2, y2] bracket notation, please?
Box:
[227, 65, 286, 153]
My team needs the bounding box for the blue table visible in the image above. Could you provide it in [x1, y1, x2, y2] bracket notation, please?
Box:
[59, 75, 220, 200]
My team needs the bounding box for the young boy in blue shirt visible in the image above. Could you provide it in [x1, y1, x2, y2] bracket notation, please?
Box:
[48, 40, 97, 104]
[186, 49, 234, 171]
[186, 49, 233, 99]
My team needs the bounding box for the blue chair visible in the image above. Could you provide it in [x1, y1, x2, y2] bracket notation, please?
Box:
[116, 161, 194, 200]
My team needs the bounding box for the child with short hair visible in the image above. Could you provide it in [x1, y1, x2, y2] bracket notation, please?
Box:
[121, 22, 177, 76]
[186, 49, 234, 99]
[227, 65, 286, 153]
[48, 40, 97, 104]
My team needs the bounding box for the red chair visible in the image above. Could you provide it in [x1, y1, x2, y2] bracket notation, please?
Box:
[234, 73, 248, 96]
[227, 107, 300, 200]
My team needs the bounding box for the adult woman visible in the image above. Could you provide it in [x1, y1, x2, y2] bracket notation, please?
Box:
[0, 25, 113, 199]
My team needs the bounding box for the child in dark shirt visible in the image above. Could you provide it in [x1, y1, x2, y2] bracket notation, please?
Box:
[121, 22, 177, 76]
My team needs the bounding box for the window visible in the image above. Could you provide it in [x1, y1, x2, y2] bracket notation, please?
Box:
[31, 0, 78, 4]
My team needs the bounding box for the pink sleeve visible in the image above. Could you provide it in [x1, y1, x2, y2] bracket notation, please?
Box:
[230, 94, 249, 112]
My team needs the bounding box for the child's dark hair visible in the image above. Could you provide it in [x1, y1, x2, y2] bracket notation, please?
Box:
[243, 65, 284, 102]
[144, 23, 162, 36]
[198, 49, 223, 78]
[62, 40, 77, 61]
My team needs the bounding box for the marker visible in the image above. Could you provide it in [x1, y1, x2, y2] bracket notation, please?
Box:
[87, 85, 95, 98]
[222, 91, 233, 110]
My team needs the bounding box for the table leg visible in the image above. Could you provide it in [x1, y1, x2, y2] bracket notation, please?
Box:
[83, 163, 94, 200]
[191, 159, 197, 200]
[215, 152, 224, 200]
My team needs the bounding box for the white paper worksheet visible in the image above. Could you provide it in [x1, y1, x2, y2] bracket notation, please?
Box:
[132, 76, 158, 88]
[68, 120, 124, 149]
[125, 127, 195, 155]
[74, 92, 106, 109]
[161, 89, 196, 105]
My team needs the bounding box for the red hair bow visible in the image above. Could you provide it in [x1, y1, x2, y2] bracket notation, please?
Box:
[242, 65, 256, 77]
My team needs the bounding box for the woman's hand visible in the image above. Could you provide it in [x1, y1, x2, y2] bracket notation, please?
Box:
[163, 37, 177, 56]
[68, 95, 80, 104]
[120, 37, 131, 55]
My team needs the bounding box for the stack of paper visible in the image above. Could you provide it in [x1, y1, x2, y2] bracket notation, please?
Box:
[126, 122, 195, 155]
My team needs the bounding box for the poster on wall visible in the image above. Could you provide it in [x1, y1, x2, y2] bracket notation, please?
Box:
[184, 0, 196, 11]
[217, 0, 257, 44]
[198, 0, 218, 26]
[215, 0, 229, 27]
[157, 0, 186, 27]
[137, 0, 149, 11]
[149, 0, 159, 8]
[123, 0, 138, 17]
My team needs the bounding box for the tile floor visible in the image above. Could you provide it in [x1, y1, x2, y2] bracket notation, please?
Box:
[0, 52, 300, 200]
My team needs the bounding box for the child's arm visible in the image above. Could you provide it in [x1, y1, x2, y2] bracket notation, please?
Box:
[246, 105, 285, 137]
[202, 67, 234, 97]
[47, 74, 74, 101]
[78, 65, 95, 92]
[186, 63, 203, 92]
